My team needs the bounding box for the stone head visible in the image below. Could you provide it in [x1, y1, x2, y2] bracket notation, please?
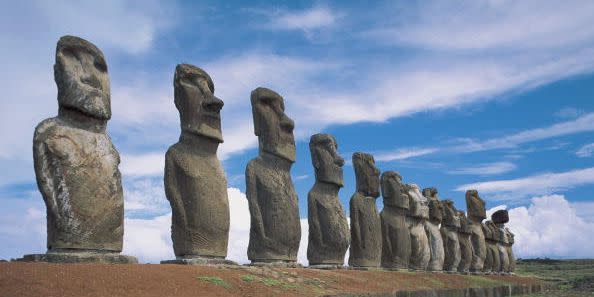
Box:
[54, 35, 110, 120]
[423, 187, 443, 223]
[380, 171, 409, 209]
[441, 199, 460, 228]
[407, 184, 429, 219]
[309, 133, 344, 186]
[465, 189, 486, 221]
[174, 64, 224, 143]
[458, 211, 471, 234]
[251, 87, 295, 162]
[352, 152, 380, 197]
[482, 221, 493, 239]
[491, 209, 509, 225]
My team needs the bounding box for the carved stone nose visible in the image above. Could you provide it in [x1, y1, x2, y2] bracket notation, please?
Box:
[202, 96, 224, 113]
[280, 116, 294, 133]
[335, 156, 345, 166]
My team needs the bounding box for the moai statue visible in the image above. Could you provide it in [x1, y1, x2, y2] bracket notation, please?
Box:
[440, 200, 461, 273]
[406, 184, 430, 271]
[161, 64, 233, 265]
[307, 134, 349, 268]
[246, 87, 301, 266]
[423, 187, 444, 272]
[457, 211, 474, 274]
[466, 190, 487, 273]
[349, 152, 381, 268]
[492, 210, 510, 274]
[23, 36, 136, 263]
[484, 220, 501, 274]
[505, 227, 516, 274]
[380, 171, 411, 270]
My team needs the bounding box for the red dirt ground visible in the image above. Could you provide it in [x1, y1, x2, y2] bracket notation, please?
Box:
[0, 262, 540, 297]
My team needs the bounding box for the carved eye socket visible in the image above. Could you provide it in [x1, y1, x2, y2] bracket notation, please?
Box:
[94, 59, 107, 72]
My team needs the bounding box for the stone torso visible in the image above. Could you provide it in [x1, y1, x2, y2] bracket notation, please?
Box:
[34, 118, 123, 251]
[457, 228, 473, 273]
[408, 216, 430, 270]
[380, 207, 410, 269]
[468, 219, 486, 272]
[424, 220, 444, 271]
[165, 143, 229, 257]
[441, 225, 461, 272]
[307, 184, 350, 265]
[246, 156, 301, 262]
[349, 193, 381, 267]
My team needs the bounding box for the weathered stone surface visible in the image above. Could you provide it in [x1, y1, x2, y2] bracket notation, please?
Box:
[423, 187, 444, 272]
[457, 211, 473, 274]
[30, 36, 135, 263]
[440, 200, 461, 273]
[349, 152, 381, 268]
[380, 171, 411, 270]
[163, 64, 230, 262]
[246, 87, 300, 264]
[18, 251, 137, 264]
[505, 227, 516, 273]
[483, 220, 500, 274]
[492, 210, 511, 273]
[465, 190, 486, 273]
[406, 184, 430, 271]
[307, 133, 349, 266]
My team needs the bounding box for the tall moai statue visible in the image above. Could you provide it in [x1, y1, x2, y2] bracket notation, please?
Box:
[161, 64, 233, 265]
[483, 220, 501, 274]
[505, 225, 516, 274]
[406, 184, 430, 271]
[423, 187, 444, 272]
[349, 152, 381, 268]
[23, 36, 136, 263]
[466, 190, 487, 273]
[440, 200, 461, 273]
[380, 171, 411, 270]
[457, 211, 474, 274]
[492, 210, 510, 274]
[307, 134, 349, 268]
[246, 87, 301, 266]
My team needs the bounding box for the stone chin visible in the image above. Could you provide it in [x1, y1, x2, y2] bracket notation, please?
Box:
[59, 91, 111, 120]
[182, 123, 224, 143]
[318, 175, 344, 188]
[264, 143, 296, 163]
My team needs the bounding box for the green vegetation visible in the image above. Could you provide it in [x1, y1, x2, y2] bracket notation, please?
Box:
[515, 259, 594, 296]
[196, 276, 232, 289]
[240, 274, 256, 283]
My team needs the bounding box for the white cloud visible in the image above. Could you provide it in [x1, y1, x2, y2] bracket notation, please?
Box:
[455, 167, 594, 201]
[493, 195, 594, 259]
[576, 143, 594, 157]
[449, 161, 516, 175]
[374, 148, 439, 162]
[571, 201, 594, 223]
[123, 177, 169, 217]
[555, 107, 584, 119]
[263, 6, 339, 31]
[451, 113, 594, 153]
[367, 1, 594, 51]
[120, 153, 165, 177]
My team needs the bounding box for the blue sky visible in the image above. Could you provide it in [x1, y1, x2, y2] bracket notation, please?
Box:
[1, 0, 594, 263]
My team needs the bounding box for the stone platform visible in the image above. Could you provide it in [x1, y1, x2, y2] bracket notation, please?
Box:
[161, 256, 237, 266]
[17, 251, 138, 264]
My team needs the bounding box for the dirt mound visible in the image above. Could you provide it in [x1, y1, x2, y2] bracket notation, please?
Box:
[0, 262, 540, 297]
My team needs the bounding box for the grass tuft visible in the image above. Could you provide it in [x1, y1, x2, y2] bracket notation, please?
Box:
[196, 276, 232, 289]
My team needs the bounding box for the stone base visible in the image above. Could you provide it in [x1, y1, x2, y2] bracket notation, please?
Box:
[348, 266, 383, 271]
[17, 252, 138, 264]
[308, 264, 345, 270]
[381, 267, 409, 272]
[161, 256, 237, 266]
[248, 261, 302, 268]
